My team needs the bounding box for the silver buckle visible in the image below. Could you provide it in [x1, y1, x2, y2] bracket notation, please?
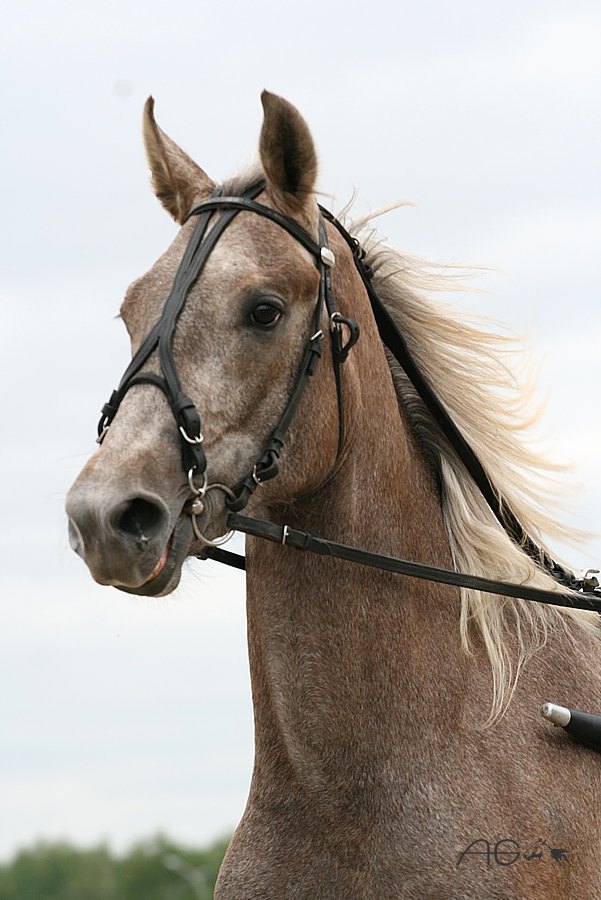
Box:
[179, 425, 204, 445]
[320, 247, 336, 267]
[582, 569, 600, 590]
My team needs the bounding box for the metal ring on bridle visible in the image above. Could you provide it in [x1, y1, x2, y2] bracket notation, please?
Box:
[188, 481, 238, 547]
[180, 425, 204, 445]
[205, 482, 237, 502]
[190, 517, 235, 548]
[188, 469, 208, 497]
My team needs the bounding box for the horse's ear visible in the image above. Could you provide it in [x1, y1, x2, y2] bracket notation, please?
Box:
[142, 97, 215, 224]
[259, 91, 318, 225]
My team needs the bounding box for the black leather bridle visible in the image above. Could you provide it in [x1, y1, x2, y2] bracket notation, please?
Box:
[98, 181, 358, 537]
[97, 181, 601, 614]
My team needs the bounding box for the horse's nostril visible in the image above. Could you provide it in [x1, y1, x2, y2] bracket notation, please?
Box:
[115, 498, 167, 545]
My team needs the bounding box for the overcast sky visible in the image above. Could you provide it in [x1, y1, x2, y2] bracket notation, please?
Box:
[1, 0, 600, 861]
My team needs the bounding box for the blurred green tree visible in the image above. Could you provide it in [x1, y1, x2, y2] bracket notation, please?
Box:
[0, 834, 229, 900]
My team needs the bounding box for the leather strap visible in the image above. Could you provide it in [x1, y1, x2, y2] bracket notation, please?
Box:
[202, 514, 601, 613]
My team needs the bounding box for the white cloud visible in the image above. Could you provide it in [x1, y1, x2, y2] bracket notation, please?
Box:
[468, 208, 601, 279]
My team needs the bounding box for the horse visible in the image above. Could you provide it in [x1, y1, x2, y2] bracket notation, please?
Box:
[66, 92, 601, 898]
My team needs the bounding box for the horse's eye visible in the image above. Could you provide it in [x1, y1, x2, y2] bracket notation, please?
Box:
[250, 302, 283, 328]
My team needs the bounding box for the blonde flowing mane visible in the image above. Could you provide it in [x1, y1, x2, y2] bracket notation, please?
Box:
[352, 214, 599, 723]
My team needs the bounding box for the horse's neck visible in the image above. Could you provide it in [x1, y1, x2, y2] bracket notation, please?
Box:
[245, 356, 470, 789]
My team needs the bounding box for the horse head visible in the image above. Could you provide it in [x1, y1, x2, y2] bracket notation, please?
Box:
[66, 92, 362, 596]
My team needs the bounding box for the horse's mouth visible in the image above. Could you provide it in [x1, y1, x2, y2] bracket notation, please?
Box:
[118, 513, 193, 597]
[147, 546, 170, 582]
[114, 490, 232, 597]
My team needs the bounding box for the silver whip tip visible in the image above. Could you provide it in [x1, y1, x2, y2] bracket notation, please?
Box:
[541, 702, 571, 728]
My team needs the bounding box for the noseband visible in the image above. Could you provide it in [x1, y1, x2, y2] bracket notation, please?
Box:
[97, 181, 358, 542]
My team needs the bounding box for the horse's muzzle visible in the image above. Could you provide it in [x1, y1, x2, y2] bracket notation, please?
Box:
[66, 479, 182, 593]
